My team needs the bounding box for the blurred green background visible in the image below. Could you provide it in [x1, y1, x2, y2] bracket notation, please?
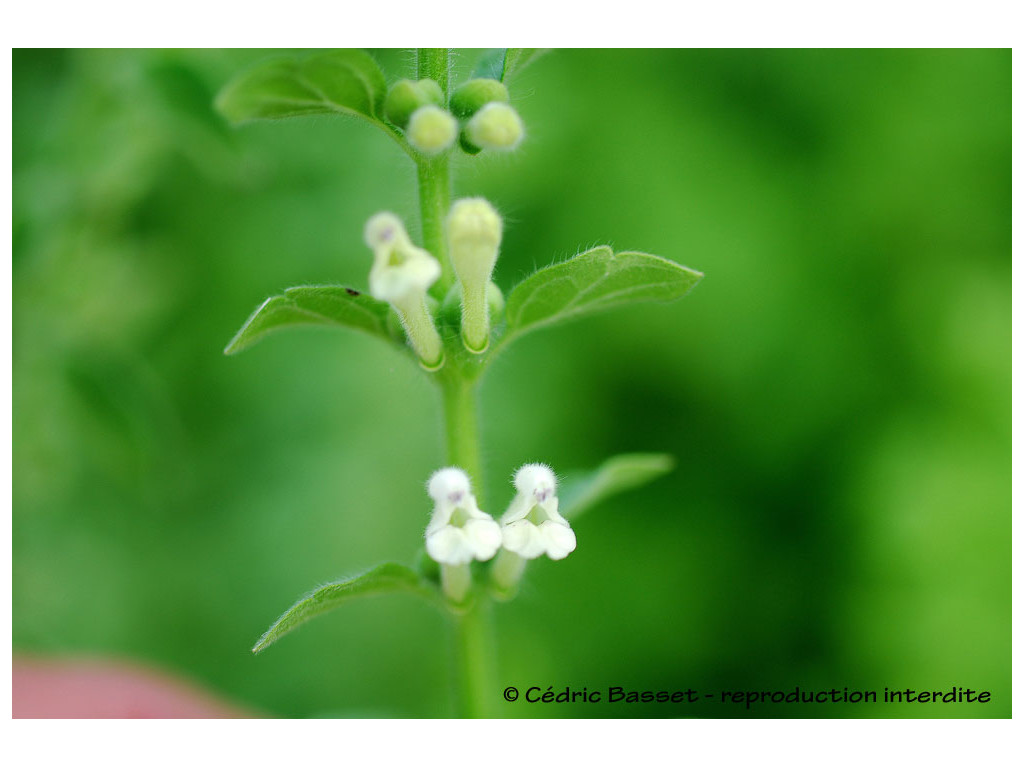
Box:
[12, 49, 1010, 717]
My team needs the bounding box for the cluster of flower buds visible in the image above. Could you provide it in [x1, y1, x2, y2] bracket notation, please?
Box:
[425, 463, 576, 601]
[363, 196, 505, 363]
[450, 78, 524, 153]
[383, 76, 524, 157]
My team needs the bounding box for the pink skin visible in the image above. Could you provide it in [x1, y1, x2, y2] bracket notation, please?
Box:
[13, 656, 255, 719]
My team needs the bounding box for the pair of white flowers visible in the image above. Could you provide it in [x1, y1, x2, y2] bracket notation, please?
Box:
[425, 464, 577, 565]
[365, 197, 503, 365]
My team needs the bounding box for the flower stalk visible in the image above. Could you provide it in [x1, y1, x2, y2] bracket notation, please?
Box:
[416, 50, 454, 295]
[417, 48, 495, 717]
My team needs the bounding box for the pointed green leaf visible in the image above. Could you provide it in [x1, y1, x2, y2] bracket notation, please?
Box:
[474, 48, 507, 80]
[501, 247, 703, 345]
[502, 49, 549, 81]
[560, 453, 675, 521]
[224, 285, 395, 355]
[252, 563, 438, 654]
[216, 49, 387, 125]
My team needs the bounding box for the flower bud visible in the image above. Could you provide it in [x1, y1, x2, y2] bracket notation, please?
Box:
[464, 102, 524, 152]
[406, 105, 458, 156]
[450, 78, 509, 119]
[365, 212, 444, 369]
[447, 198, 503, 353]
[383, 78, 444, 128]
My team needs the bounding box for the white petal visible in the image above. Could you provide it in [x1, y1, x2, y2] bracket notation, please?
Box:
[502, 520, 546, 560]
[369, 248, 440, 303]
[428, 468, 471, 505]
[539, 496, 570, 523]
[500, 492, 532, 525]
[425, 508, 451, 536]
[465, 498, 493, 521]
[426, 526, 473, 565]
[514, 463, 557, 500]
[464, 518, 502, 561]
[364, 212, 406, 249]
[539, 521, 576, 560]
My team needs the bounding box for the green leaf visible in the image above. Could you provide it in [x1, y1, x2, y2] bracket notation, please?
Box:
[224, 285, 395, 355]
[216, 49, 387, 125]
[252, 563, 437, 654]
[502, 49, 549, 81]
[502, 246, 703, 344]
[474, 48, 507, 80]
[561, 453, 675, 521]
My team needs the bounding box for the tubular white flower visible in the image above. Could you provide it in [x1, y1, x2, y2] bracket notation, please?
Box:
[500, 463, 577, 560]
[447, 198, 502, 353]
[364, 212, 443, 368]
[425, 468, 502, 566]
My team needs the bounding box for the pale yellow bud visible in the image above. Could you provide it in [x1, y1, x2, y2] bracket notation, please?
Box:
[464, 102, 524, 151]
[406, 105, 458, 156]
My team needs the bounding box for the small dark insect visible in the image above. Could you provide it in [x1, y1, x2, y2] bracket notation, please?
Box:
[345, 287, 361, 296]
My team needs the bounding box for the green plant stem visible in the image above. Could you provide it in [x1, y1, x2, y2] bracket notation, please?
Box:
[416, 48, 454, 294]
[454, 599, 496, 718]
[439, 368, 495, 717]
[419, 47, 494, 718]
[440, 374, 482, 493]
[418, 156, 452, 292]
[417, 48, 450, 95]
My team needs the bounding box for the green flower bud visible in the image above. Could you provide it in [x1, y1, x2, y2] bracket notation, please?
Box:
[383, 78, 444, 128]
[447, 198, 503, 353]
[464, 102, 524, 152]
[458, 132, 482, 155]
[450, 78, 509, 119]
[407, 105, 458, 156]
[417, 78, 444, 106]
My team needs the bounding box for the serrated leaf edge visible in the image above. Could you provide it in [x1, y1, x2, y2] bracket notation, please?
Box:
[223, 286, 393, 356]
[252, 563, 439, 654]
[499, 247, 703, 347]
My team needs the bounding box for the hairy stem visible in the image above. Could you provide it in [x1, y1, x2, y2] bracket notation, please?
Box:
[416, 48, 454, 293]
[418, 157, 452, 292]
[439, 369, 495, 717]
[441, 374, 483, 495]
[417, 48, 450, 96]
[420, 47, 494, 717]
[454, 599, 496, 718]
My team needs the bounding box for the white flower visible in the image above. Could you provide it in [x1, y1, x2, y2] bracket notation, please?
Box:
[364, 212, 443, 368]
[365, 212, 440, 304]
[425, 468, 502, 566]
[500, 463, 577, 560]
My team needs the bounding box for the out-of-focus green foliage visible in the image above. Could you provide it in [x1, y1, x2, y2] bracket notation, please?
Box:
[13, 49, 1009, 717]
[216, 50, 388, 125]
